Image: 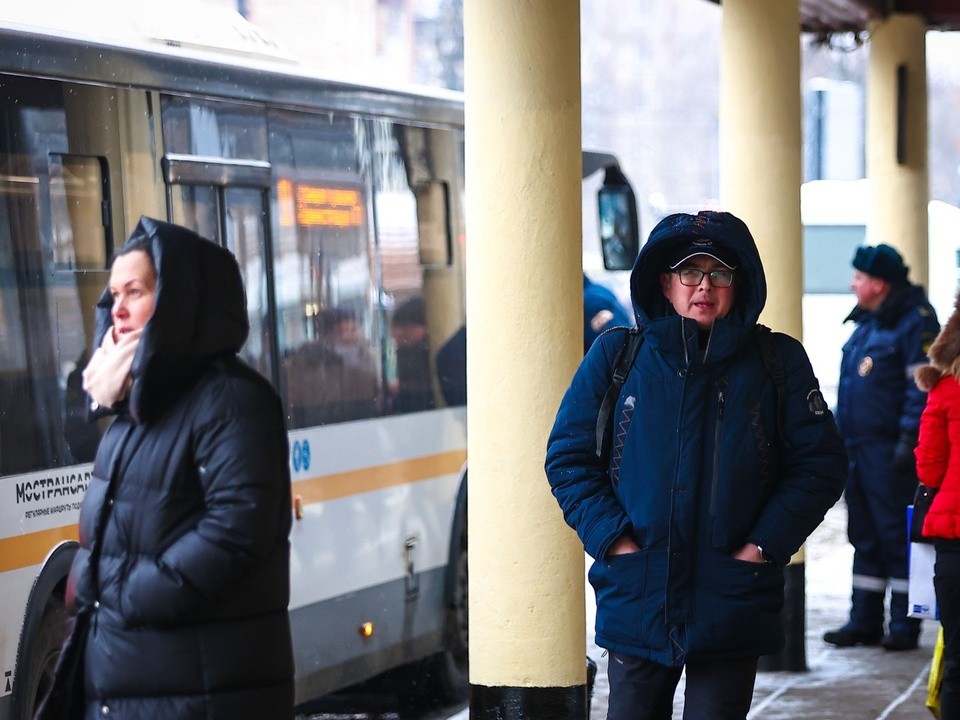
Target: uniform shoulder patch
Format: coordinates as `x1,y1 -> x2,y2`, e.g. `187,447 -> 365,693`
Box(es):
807,389 -> 827,416
590,309 -> 615,332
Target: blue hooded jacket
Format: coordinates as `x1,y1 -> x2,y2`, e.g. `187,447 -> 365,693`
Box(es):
545,211 -> 846,664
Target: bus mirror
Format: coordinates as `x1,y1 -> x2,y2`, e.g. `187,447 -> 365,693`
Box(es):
597,166 -> 639,271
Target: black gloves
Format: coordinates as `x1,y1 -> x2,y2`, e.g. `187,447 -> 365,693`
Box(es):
893,432 -> 918,476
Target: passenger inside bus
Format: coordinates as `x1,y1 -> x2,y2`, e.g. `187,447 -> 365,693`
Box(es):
388,295 -> 436,414
63,349 -> 101,462
284,307 -> 381,426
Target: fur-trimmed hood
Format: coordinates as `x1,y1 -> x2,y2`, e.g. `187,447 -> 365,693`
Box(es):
916,291 -> 960,392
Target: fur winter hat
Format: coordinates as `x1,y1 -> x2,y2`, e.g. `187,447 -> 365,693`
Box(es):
852,244 -> 909,284
915,289 -> 960,392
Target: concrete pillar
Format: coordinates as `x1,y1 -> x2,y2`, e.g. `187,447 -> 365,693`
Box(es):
719,0 -> 808,672
719,0 -> 803,339
464,1 -> 587,718
866,14 -> 929,287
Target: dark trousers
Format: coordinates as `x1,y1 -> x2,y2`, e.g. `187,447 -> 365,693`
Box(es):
606,651 -> 758,720
936,547 -> 960,720
845,442 -> 919,637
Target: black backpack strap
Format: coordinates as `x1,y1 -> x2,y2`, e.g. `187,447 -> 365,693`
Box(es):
755,324 -> 791,450
596,328 -> 643,463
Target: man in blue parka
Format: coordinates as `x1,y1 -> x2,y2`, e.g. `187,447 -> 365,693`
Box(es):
545,211 -> 846,719
826,244 -> 940,652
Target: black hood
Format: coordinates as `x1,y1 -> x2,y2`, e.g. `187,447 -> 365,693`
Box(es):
94,217 -> 249,423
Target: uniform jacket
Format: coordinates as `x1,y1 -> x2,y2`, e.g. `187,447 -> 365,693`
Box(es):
837,283 -> 940,445
545,212 -> 846,665
66,218 -> 294,719
914,293 -> 960,540
583,273 -> 633,353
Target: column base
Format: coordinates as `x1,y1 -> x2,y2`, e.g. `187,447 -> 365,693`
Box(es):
470,683 -> 589,720
759,561 -> 807,672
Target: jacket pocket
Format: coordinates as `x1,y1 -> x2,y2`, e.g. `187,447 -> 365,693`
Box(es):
688,553 -> 785,657
588,547 -> 662,647
710,554 -> 783,614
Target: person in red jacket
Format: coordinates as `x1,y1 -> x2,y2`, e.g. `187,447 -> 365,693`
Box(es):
914,290 -> 960,720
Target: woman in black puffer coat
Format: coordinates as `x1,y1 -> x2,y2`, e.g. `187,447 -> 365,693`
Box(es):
42,217 -> 294,720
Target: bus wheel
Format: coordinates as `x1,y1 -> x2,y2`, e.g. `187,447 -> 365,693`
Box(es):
11,596 -> 68,720
431,531 -> 468,703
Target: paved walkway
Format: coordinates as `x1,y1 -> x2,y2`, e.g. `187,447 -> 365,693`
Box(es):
586,498 -> 938,720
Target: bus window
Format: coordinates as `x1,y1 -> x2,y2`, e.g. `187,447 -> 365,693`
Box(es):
48,154 -> 111,462
373,120 -> 437,415
161,95 -> 268,161
171,184 -> 221,245
166,178 -> 275,382
269,110 -> 382,428
414,181 -> 451,267
161,96 -> 277,383
224,187 -> 273,379
396,125 -> 452,267
0,77 -> 109,473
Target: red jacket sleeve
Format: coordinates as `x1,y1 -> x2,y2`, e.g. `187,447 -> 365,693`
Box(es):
916,377 -> 954,489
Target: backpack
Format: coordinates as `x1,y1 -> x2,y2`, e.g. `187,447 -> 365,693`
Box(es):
595,324 -> 789,465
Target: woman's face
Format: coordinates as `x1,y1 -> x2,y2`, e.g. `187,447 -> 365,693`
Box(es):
109,250 -> 157,339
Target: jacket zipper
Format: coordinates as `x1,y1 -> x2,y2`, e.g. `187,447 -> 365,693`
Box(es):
610,396 -> 636,487
709,379 -> 727,519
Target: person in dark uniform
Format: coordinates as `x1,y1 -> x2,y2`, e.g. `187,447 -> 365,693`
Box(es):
436,325 -> 467,407
583,272 -> 633,353
825,243 -> 941,652
389,296 -> 436,413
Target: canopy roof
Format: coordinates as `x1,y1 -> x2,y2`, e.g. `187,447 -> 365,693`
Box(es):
709,1 -> 960,32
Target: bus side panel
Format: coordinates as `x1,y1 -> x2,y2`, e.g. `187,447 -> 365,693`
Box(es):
286,410 -> 465,700
290,567 -> 447,704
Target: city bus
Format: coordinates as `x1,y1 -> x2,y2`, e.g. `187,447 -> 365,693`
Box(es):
0,7 -> 636,719
0,9 -> 472,719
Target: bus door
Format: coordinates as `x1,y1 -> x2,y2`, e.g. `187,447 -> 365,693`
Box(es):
161,155 -> 279,387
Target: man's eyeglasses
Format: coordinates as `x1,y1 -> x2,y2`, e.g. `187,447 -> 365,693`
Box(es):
673,268 -> 735,288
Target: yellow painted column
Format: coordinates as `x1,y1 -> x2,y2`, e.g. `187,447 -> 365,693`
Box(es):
719,0 -> 802,339
720,0 -> 809,672
866,14 -> 929,287
464,0 -> 587,717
